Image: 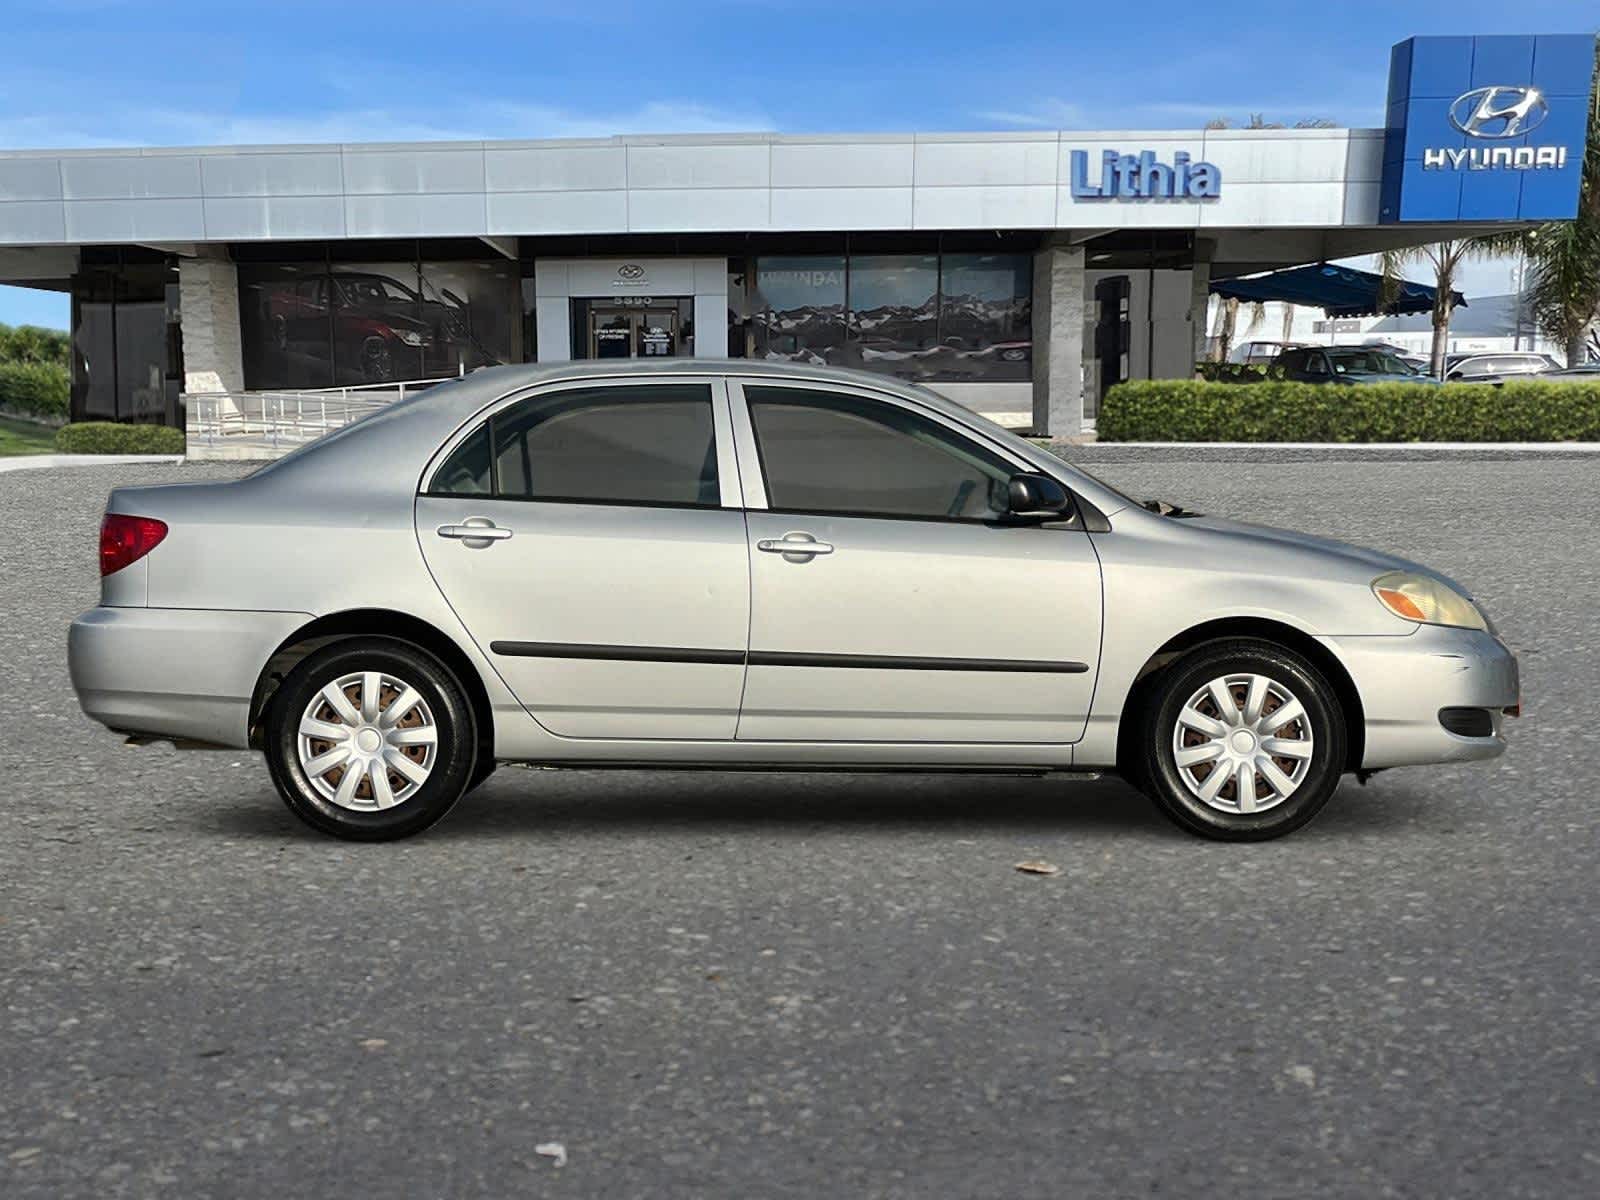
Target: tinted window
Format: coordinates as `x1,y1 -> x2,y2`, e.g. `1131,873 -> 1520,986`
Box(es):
1327,349 -> 1410,374
937,254 -> 1031,381
1492,355 -> 1540,374
238,256 -> 519,391
487,383 -> 717,506
848,253 -> 938,374
753,256 -> 846,365
747,386 -> 1013,521
750,252 -> 1031,383
432,424 -> 492,495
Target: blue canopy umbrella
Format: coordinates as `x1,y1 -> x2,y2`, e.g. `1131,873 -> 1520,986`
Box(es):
1210,263 -> 1466,318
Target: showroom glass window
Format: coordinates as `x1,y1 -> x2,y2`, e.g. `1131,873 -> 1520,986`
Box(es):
238,246 -> 519,391
846,254 -> 938,378
431,383 -> 719,507
746,385 -> 1012,521
937,254 -> 1031,382
70,257 -> 182,425
750,251 -> 1030,383
752,256 -> 846,366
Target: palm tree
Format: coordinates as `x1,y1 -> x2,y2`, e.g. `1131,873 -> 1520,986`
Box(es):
1209,296 -> 1239,362
1498,40 -> 1600,366
1378,240 -> 1502,378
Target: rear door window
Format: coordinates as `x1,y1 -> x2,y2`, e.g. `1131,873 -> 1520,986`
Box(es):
430,383 -> 719,507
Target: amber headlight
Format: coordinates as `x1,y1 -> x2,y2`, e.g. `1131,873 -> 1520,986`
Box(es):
1372,571 -> 1487,631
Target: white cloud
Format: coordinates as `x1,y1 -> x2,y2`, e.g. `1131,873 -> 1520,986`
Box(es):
970,98 -> 1090,129
0,97 -> 774,150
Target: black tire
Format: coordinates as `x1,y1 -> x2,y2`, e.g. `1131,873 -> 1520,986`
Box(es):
1139,638 -> 1346,841
265,637 -> 478,841
466,759 -> 497,792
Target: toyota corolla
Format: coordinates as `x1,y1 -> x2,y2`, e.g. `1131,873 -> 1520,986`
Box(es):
68,361 -> 1520,841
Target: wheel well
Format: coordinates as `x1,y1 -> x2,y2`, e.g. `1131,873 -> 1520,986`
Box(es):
1115,617 -> 1366,776
248,609 -> 494,758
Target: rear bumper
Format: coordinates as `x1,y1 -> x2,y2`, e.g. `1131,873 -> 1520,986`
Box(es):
1322,626 -> 1520,769
68,607 -> 311,749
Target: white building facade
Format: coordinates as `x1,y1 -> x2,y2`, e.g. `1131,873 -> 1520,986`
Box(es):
0,35 -> 1592,435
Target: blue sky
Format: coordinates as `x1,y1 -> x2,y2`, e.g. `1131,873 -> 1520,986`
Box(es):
2,0 -> 1597,328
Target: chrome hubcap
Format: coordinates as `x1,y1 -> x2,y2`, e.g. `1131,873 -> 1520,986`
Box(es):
1172,673 -> 1315,815
297,671 -> 437,811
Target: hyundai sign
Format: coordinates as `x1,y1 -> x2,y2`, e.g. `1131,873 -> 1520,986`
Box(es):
1380,35 -> 1596,223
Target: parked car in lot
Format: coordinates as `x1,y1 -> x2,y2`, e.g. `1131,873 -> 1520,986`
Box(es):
1444,352 -> 1561,383
1273,346 -> 1429,383
1228,339 -> 1304,366
69,362 -> 1520,842
1351,340 -> 1430,372
1535,363 -> 1600,380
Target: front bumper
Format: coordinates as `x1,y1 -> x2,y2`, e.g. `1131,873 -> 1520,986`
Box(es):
1321,625 -> 1520,769
68,607 -> 311,749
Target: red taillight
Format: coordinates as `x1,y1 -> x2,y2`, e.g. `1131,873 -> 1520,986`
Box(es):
100,514 -> 168,577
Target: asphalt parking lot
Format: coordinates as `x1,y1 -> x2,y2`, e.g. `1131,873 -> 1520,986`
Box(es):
3,455 -> 1596,1198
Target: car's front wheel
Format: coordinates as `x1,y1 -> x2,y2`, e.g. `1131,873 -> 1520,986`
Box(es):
1139,639 -> 1347,841
265,638 -> 478,840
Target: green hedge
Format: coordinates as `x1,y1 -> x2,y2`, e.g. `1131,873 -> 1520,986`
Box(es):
1099,379 -> 1600,442
0,361 -> 70,421
55,422 -> 186,455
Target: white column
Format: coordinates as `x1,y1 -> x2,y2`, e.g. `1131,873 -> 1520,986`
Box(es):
178,257 -> 243,393
1031,241 -> 1085,437
692,257 -> 728,357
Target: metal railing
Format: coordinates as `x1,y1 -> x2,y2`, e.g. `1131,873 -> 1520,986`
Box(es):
184,378 -> 446,458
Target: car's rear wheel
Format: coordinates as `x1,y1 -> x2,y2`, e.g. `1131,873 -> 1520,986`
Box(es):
1139,639 -> 1346,841
265,638 -> 477,840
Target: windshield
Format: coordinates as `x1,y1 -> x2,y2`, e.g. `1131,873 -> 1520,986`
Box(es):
335,275 -> 419,307
1327,349 -> 1414,375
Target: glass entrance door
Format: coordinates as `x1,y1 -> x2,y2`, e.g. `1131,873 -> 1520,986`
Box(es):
587,306 -> 679,358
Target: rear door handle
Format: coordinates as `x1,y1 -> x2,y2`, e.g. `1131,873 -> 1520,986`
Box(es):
437,519 -> 513,544
757,533 -> 834,560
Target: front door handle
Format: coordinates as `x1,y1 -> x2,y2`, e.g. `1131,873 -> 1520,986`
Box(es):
757,533 -> 834,561
437,518 -> 513,546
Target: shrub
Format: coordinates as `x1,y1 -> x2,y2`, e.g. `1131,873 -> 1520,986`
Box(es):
0,361 -> 70,421
55,422 -> 186,455
1098,379 -> 1600,442
0,322 -> 70,368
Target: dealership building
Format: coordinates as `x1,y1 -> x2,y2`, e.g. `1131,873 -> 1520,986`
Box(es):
0,34 -> 1592,438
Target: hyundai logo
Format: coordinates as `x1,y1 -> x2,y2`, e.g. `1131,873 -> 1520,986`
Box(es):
616,263 -> 646,280
1448,86 -> 1549,139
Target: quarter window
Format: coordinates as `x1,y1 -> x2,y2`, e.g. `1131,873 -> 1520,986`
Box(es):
746,386 -> 1014,521
432,383 -> 719,506
432,423 -> 492,494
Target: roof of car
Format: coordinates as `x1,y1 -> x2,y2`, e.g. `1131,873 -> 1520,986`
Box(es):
242,359 -> 1133,517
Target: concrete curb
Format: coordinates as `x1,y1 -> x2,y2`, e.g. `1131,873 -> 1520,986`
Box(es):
0,454 -> 186,474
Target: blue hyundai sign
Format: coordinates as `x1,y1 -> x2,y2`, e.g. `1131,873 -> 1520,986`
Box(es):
1380,35 -> 1596,223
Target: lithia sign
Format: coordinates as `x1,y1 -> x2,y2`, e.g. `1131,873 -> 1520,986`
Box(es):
1068,149 -> 1222,200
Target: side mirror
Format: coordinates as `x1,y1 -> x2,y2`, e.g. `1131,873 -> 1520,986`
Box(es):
1006,472 -> 1071,518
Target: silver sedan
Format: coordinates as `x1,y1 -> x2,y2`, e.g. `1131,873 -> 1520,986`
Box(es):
68,361 -> 1520,840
